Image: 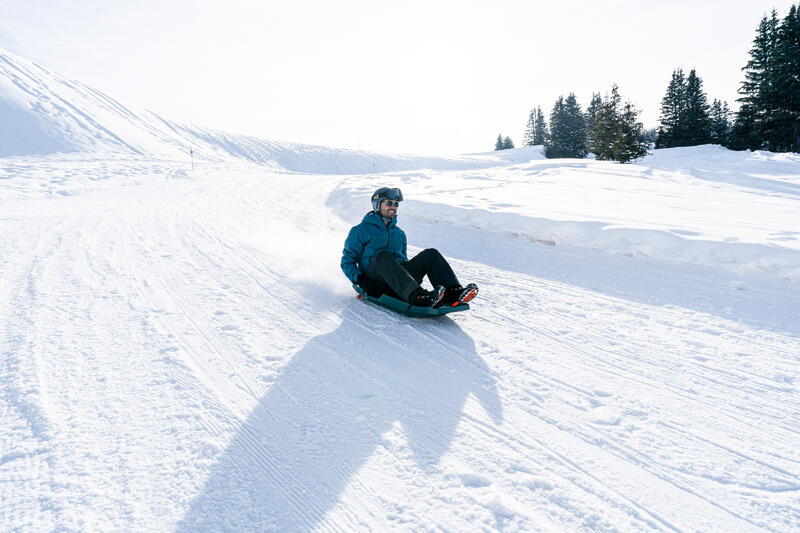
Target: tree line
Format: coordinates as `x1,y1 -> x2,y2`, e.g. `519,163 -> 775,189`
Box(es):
733,5 -> 800,151
495,4 -> 800,160
511,85 -> 649,163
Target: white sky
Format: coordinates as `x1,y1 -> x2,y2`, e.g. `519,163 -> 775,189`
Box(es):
1,1 -> 796,155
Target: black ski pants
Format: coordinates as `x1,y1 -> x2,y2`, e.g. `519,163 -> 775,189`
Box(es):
366,248 -> 459,302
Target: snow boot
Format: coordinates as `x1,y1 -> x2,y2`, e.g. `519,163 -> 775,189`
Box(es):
457,283 -> 478,304
410,285 -> 446,308
443,283 -> 479,307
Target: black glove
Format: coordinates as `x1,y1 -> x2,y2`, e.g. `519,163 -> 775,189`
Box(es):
357,274 -> 382,297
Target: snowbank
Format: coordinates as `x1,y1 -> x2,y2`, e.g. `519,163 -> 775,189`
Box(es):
328,146 -> 800,283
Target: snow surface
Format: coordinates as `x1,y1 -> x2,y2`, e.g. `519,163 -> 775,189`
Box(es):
2,48 -> 800,532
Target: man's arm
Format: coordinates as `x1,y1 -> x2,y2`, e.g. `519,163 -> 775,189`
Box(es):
341,226 -> 365,283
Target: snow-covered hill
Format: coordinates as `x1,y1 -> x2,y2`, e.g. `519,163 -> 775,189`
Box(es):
2,49 -> 799,532
0,48 -> 534,173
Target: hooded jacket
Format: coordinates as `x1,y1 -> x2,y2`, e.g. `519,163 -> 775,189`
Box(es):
341,211 -> 407,283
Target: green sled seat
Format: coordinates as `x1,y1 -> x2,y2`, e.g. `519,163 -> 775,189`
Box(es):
353,284 -> 470,317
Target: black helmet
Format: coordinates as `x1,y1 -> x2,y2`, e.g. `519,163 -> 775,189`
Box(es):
371,187 -> 403,212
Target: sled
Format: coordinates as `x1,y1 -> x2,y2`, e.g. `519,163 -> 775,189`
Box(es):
353,284 -> 470,317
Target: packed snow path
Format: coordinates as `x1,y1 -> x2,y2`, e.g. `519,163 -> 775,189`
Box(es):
1,158 -> 799,532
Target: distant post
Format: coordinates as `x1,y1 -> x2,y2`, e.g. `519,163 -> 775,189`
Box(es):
190,148 -> 195,172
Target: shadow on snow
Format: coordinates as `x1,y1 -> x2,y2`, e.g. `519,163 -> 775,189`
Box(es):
176,313 -> 502,531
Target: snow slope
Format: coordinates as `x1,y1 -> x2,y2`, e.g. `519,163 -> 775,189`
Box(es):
0,48 -> 532,173
2,50 -> 800,532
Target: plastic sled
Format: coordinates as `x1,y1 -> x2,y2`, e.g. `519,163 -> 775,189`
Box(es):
353,284 -> 470,317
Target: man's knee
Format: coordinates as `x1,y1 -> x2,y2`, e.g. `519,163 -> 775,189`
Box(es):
421,248 -> 442,259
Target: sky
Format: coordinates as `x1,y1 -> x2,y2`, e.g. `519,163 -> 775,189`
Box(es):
0,1 -> 796,155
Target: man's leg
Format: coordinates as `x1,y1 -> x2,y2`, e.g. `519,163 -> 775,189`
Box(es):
402,248 -> 459,288
404,248 -> 478,306
366,251 -> 422,302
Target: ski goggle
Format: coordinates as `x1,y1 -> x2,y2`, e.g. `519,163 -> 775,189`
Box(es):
385,188 -> 402,200
373,188 -> 403,201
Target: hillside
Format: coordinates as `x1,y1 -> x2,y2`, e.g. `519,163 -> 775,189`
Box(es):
0,48 -> 532,173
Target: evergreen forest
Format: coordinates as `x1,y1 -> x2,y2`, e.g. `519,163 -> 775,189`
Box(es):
499,4 -> 800,162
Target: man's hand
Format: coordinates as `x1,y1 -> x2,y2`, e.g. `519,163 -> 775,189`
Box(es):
357,274 -> 382,297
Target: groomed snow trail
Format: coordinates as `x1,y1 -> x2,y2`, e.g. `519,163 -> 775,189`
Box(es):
1,158 -> 799,532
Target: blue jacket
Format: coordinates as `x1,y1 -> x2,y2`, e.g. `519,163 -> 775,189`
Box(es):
341,212 -> 407,283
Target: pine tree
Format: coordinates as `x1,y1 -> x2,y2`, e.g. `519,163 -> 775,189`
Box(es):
533,106 -> 548,145
585,93 -> 602,136
615,102 -> 650,163
760,10 -> 782,151
523,110 -> 536,146
656,69 -> 687,148
655,68 -> 713,148
734,5 -> 800,152
775,4 -> 800,151
683,69 -> 712,145
730,104 -> 760,150
587,85 -> 649,163
545,97 -> 568,158
736,11 -> 780,150
495,133 -> 504,151
588,86 -> 621,160
545,94 -> 586,158
564,94 -> 587,158
503,136 -> 515,149
710,99 -> 733,147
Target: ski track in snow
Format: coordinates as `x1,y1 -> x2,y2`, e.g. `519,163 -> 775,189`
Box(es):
1,155 -> 799,533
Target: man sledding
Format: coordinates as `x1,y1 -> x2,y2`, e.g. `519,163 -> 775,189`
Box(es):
341,187 -> 478,309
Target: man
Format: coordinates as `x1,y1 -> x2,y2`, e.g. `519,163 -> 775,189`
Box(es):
341,187 -> 478,308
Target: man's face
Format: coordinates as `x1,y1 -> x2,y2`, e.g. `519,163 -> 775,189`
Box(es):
379,199 -> 399,219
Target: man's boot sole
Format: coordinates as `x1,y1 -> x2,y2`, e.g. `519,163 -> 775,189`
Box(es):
457,286 -> 478,305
